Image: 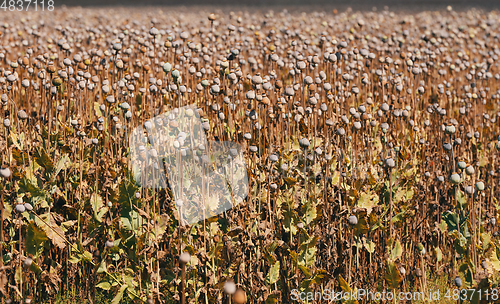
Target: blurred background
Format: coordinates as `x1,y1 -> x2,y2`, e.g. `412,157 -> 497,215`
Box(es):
57,0 -> 499,10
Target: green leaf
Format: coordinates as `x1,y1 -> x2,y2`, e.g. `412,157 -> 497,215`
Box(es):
68,253 -> 82,264
385,261 -> 401,289
390,239 -> 403,261
97,259 -> 107,274
435,247 -> 443,262
265,261 -> 280,285
96,280 -> 112,291
25,221 -> 48,257
311,269 -> 329,285
29,261 -> 43,275
111,284 -> 127,304
34,148 -> 55,173
391,210 -> 406,223
82,250 -> 93,262
302,201 -> 317,225
91,193 -> 107,222
94,101 -> 103,117
118,179 -> 139,215
438,220 -> 448,233
456,190 -> 468,209
298,265 -> 311,277
364,239 -> 375,253
53,154 -> 69,180
481,232 -> 491,250
121,210 -> 143,231
442,211 -> 458,231
19,177 -> 44,197
14,266 -> 22,285
490,245 -> 500,271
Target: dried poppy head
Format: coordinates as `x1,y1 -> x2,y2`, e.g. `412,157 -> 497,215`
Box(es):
179,252 -> 191,264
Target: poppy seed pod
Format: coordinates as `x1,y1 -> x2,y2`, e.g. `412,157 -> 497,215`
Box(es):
268,154 -> 278,162
233,289 -> 247,304
444,125 -> 455,134
106,95 -> 115,103
179,252 -> 191,264
119,102 -> 130,110
465,186 -> 474,195
450,173 -> 461,184
457,161 -> 466,170
285,87 -> 294,96
348,215 -> 358,225
15,204 -> 26,213
442,143 -> 452,151
0,167 -> 11,178
224,281 -> 237,295
163,62 -> 172,73
24,257 -> 33,267
299,138 -> 310,148
149,27 -> 159,36
24,203 -> 33,211
476,181 -> 485,191
385,158 -> 395,168
171,70 -> 180,78
465,166 -> 475,175
17,110 -> 28,120
454,277 -> 462,288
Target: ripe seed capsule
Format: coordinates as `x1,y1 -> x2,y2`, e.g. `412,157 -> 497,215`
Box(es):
348,215 -> 358,225
450,173 -> 461,184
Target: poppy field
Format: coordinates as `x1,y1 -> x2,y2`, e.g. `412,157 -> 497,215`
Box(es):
0,5 -> 499,304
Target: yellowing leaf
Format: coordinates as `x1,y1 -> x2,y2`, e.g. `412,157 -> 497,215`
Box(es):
266,261 -> 280,285
390,239 -> 403,261
490,246 -> 500,271
91,193 -> 107,222
357,192 -> 379,215
111,284 -> 127,304
34,148 -> 55,173
35,214 -> 66,249
385,261 -> 401,289
96,280 -> 112,290
436,247 -> 443,262
363,238 -> 375,253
